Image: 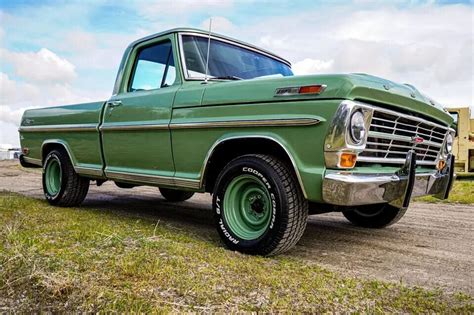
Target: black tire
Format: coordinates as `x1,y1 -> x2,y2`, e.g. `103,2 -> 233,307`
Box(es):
42,149 -> 90,207
342,203 -> 407,228
213,154 -> 308,256
159,188 -> 194,202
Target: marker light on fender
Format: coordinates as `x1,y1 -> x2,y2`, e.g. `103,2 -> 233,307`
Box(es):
298,85 -> 325,94
275,84 -> 327,96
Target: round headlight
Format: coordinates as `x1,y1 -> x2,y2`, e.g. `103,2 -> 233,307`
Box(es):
349,110 -> 366,144
445,133 -> 453,153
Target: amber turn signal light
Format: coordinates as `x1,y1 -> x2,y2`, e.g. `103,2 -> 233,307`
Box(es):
298,85 -> 326,94
339,152 -> 357,168
437,160 -> 446,170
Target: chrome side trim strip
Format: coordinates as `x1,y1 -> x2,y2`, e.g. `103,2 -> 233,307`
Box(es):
99,124 -> 169,131
99,118 -> 319,131
198,135 -> 308,198
19,124 -> 97,132
21,119 -> 319,133
106,170 -> 174,186
170,118 -> 320,130
106,170 -> 200,189
75,167 -> 104,177
23,157 -> 42,166
174,178 -> 201,189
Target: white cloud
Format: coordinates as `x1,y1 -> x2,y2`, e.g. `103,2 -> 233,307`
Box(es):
0,72 -> 41,107
200,16 -> 236,33
0,105 -> 27,126
2,48 -> 77,84
63,30 -> 98,53
0,122 -> 21,149
138,0 -> 234,17
293,58 -> 334,75
56,28 -> 156,73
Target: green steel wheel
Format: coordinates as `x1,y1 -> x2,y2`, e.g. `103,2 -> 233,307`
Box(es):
213,154 -> 308,256
223,175 -> 272,240
42,149 -> 90,207
44,158 -> 62,197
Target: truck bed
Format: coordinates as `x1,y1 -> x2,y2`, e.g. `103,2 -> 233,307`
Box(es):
19,101 -> 106,175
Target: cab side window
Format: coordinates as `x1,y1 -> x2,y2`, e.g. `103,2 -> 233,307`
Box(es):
129,40 -> 175,92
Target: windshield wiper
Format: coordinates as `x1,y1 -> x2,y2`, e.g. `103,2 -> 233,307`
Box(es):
209,75 -> 243,81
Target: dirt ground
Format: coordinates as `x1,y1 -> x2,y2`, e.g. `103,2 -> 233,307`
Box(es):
0,160 -> 472,294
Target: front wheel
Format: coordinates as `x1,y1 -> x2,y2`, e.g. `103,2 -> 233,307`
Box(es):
342,203 -> 407,228
213,154 -> 308,256
42,149 -> 90,207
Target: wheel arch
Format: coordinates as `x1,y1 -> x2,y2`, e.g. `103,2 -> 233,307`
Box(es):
201,135 -> 307,198
41,140 -> 76,166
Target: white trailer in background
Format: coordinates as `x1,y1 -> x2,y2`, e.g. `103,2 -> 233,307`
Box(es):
0,148 -> 21,160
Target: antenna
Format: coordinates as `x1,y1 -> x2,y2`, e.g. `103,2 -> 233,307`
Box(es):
204,17 -> 212,84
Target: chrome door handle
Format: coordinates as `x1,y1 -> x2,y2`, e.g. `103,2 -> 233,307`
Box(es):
107,100 -> 122,108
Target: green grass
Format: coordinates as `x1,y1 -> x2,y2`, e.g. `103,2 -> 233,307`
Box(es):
0,192 -> 472,312
415,180 -> 474,204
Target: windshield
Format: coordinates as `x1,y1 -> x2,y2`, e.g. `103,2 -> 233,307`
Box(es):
181,35 -> 293,80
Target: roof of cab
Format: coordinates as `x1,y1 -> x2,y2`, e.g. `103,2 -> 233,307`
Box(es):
128,27 -> 291,66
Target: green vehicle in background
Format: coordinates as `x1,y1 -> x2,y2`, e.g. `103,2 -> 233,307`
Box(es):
19,28 -> 456,255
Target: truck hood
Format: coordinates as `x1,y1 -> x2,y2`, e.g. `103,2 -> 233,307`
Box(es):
201,73 -> 453,126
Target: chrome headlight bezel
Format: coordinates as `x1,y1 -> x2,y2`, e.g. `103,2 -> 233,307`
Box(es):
445,133 -> 454,154
438,129 -> 455,162
349,110 -> 367,145
324,100 -> 373,169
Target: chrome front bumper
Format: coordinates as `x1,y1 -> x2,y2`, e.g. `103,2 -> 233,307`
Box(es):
322,152 -> 455,209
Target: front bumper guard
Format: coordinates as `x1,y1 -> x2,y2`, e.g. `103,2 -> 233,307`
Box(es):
322,152 -> 455,209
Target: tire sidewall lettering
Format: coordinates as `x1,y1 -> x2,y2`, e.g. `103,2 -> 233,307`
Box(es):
215,196 -> 221,214
218,218 -> 239,244
242,167 -> 272,189
269,192 -> 276,229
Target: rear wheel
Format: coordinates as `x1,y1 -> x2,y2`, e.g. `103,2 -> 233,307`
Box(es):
342,203 -> 407,228
213,154 -> 308,255
42,149 -> 89,207
159,188 -> 194,202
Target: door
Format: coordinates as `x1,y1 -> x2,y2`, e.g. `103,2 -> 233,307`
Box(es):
101,36 -> 179,183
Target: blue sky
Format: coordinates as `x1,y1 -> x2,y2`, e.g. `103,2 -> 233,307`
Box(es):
0,0 -> 473,146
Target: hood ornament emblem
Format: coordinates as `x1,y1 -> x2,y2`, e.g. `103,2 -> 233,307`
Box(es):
411,135 -> 424,145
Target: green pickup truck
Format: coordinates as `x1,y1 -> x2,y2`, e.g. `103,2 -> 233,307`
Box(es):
19,28 -> 455,255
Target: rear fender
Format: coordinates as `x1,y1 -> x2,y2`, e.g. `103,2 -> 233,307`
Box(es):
41,140 -> 77,166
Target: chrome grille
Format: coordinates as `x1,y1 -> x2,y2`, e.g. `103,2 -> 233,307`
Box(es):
358,107 -> 449,166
